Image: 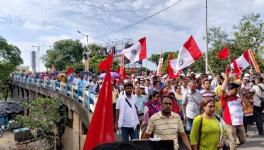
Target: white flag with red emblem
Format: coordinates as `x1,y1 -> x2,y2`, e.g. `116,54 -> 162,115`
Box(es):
122,37 -> 147,64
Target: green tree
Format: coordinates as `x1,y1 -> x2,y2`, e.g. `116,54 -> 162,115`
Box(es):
233,13 -> 264,71
0,36 -> 23,99
191,13 -> 264,74
15,98 -> 67,149
43,39 -> 85,71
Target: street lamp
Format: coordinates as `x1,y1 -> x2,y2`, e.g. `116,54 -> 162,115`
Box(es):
77,30 -> 90,71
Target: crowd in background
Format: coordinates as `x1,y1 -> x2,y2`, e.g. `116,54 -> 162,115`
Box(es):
13,68 -> 264,150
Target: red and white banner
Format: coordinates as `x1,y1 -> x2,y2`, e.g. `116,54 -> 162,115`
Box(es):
235,49 -> 250,70
174,35 -> 202,72
122,37 -> 147,64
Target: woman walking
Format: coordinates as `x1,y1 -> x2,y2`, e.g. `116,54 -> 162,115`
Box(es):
190,97 -> 225,150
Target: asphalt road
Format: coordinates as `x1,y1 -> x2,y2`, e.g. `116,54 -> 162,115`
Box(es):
238,125 -> 264,150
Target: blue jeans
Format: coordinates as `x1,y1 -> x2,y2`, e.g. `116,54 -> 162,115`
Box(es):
186,118 -> 194,133
121,127 -> 139,142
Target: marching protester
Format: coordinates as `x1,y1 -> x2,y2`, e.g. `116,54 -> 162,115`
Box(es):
201,79 -> 221,115
141,91 -> 161,136
168,92 -> 181,115
182,80 -> 202,134
144,78 -> 153,96
250,76 -> 264,135
142,95 -> 192,150
220,74 -> 246,150
134,85 -> 148,135
190,97 -> 225,150
241,89 -> 254,135
115,82 -> 140,142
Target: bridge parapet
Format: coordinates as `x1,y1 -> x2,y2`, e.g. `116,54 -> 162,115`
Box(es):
9,75 -> 99,127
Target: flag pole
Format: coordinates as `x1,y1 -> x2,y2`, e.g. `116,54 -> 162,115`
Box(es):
226,44 -> 232,72
145,56 -> 148,76
205,0 -> 209,74
202,56 -> 216,78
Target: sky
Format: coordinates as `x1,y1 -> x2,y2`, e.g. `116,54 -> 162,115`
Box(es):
0,0 -> 264,71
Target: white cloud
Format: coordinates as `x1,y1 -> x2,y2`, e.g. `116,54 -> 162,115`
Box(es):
38,35 -> 72,45
1,0 -> 264,71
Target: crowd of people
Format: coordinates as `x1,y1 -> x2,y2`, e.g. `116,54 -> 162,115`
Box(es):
14,68 -> 264,150
112,68 -> 264,150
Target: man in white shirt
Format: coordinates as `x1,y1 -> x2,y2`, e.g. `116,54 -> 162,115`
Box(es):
72,74 -> 80,86
181,78 -> 189,96
115,82 -> 139,142
250,76 -> 264,135
182,80 -> 202,134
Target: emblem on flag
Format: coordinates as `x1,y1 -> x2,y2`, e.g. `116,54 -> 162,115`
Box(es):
131,49 -> 138,55
179,59 -> 184,66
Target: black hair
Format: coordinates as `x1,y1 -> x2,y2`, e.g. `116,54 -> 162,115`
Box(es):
149,90 -> 159,100
256,76 -> 264,83
202,79 -> 210,84
228,83 -> 240,90
124,82 -> 133,88
160,95 -> 174,103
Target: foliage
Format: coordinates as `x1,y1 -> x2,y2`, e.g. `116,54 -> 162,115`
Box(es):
15,98 -> 67,148
0,36 -> 23,99
89,55 -> 119,74
148,51 -> 179,73
42,40 -> 118,74
42,39 -> 85,71
148,13 -> 264,75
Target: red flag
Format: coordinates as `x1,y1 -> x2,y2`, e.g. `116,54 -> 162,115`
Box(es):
83,55 -> 114,150
130,67 -> 135,74
98,53 -> 114,72
115,66 -> 121,74
167,53 -> 175,79
225,64 -> 231,76
139,37 -> 147,60
232,59 -> 242,78
217,47 -> 229,60
115,66 -> 127,80
67,66 -> 74,75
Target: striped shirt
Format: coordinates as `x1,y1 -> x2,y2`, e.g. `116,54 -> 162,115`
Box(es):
145,112 -> 184,150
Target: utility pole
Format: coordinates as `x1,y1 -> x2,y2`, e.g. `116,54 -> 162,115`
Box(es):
77,31 -> 90,71
205,0 -> 209,74
32,44 -> 52,72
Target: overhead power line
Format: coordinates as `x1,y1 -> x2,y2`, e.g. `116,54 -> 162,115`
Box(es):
95,0 -> 185,39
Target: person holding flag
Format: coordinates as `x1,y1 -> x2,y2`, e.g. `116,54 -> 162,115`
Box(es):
83,54 -> 115,150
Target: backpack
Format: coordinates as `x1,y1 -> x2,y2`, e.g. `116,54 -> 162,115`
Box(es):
256,85 -> 264,108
